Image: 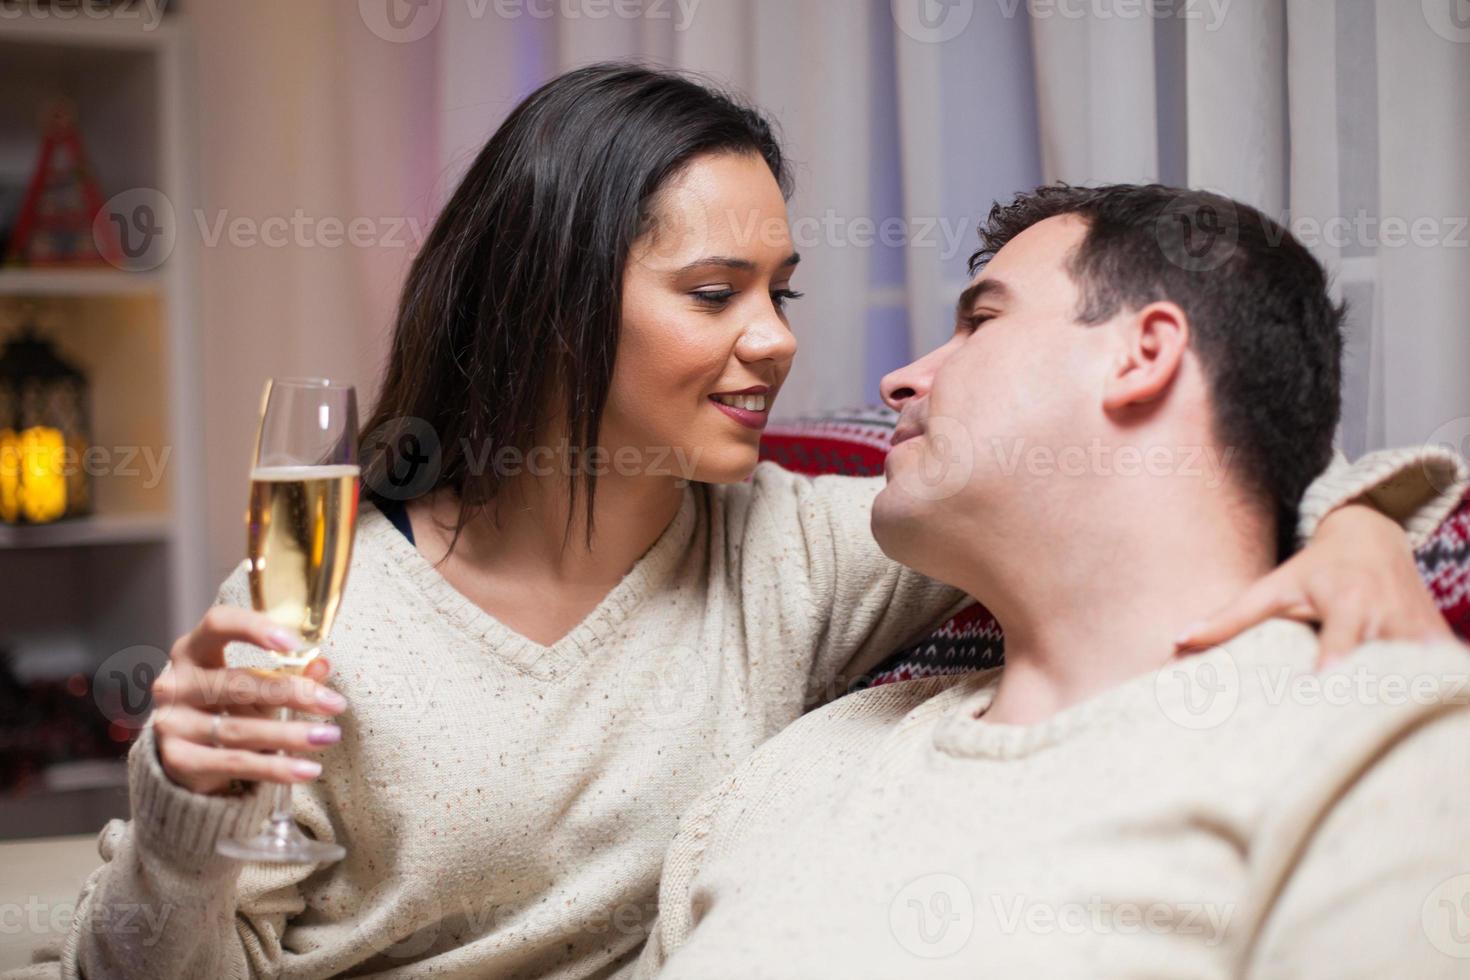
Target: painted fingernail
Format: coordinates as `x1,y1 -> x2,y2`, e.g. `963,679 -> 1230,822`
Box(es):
315,688 -> 348,712
307,725 -> 341,746
266,628 -> 302,652
1174,623 -> 1206,647
291,759 -> 322,779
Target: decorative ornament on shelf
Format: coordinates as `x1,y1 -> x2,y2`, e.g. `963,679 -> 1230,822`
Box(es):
0,307 -> 92,524
4,99 -> 122,268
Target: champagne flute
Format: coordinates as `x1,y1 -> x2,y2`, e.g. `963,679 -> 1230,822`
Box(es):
216,377 -> 359,865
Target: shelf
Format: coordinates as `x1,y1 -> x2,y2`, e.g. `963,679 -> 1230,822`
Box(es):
0,267 -> 165,297
0,512 -> 171,549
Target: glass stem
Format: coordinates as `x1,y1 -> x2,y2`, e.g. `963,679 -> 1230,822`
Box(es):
267,704 -> 294,836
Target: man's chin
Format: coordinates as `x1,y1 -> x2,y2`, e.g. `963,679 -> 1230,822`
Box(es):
872,485 -> 925,568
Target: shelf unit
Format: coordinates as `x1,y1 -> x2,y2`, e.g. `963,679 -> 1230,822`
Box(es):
0,6 -> 202,840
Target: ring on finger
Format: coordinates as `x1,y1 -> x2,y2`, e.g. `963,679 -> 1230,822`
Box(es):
208,712 -> 226,748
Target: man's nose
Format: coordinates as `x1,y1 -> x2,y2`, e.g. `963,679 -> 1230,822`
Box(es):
880,351 -> 936,412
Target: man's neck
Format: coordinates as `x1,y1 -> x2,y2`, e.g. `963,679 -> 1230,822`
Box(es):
959,479 -> 1276,726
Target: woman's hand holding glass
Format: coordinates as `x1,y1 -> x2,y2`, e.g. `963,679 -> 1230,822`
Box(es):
151,608 -> 347,797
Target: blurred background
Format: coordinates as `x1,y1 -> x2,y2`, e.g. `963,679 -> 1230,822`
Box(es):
0,0 -> 1466,939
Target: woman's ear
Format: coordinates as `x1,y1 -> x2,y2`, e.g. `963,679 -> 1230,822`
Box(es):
1101,301 -> 1190,411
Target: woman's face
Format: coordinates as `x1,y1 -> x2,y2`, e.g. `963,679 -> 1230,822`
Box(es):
606,152 -> 799,485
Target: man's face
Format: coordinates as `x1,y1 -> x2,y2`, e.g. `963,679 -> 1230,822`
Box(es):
873,214 -> 1112,578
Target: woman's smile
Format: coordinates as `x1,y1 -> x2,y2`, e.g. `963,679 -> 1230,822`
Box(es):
710,385 -> 773,429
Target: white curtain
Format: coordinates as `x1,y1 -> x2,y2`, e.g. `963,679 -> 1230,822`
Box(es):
1030,0 -> 1470,458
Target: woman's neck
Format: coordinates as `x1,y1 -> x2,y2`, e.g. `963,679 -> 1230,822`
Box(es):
414,465 -> 687,588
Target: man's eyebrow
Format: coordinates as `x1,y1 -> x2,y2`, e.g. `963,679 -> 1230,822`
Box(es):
956,277 -> 1009,316
674,253 -> 801,275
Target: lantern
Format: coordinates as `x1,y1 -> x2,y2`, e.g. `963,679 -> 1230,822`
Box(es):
0,319 -> 92,524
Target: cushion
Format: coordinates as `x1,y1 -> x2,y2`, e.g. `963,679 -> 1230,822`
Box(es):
759,408 -> 1470,688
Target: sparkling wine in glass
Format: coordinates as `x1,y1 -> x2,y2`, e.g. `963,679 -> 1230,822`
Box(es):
216,377 -> 358,865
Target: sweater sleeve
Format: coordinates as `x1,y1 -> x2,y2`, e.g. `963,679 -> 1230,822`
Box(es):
1296,445 -> 1468,549
734,464 -> 968,710
1243,694 -> 1470,978
43,566 -> 334,980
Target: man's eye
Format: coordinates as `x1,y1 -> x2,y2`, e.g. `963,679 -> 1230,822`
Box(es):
771,289 -> 804,312
961,313 -> 994,333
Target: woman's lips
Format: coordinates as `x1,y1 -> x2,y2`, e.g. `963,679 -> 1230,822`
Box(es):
709,396 -> 769,430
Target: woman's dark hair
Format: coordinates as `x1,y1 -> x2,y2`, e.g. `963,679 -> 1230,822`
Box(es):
360,62 -> 791,554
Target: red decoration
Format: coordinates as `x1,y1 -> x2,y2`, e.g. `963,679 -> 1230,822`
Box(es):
5,101 -> 121,268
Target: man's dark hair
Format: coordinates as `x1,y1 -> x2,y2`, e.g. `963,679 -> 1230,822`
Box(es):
971,183 -> 1345,561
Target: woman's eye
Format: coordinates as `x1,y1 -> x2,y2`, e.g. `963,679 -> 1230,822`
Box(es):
771,289 -> 804,312
692,289 -> 736,307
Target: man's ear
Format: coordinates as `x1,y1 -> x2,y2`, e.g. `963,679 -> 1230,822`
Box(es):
1101,301 -> 1190,411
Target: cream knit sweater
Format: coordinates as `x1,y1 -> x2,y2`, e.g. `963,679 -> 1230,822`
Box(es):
7,448 -> 1464,979
637,625 -> 1470,979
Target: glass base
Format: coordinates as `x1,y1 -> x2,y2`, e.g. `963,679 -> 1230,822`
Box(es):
217,820 -> 345,865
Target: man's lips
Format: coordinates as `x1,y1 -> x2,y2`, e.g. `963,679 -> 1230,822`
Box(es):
890,424 -> 923,448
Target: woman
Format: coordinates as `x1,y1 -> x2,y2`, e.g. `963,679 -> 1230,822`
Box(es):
26,64 -> 1460,980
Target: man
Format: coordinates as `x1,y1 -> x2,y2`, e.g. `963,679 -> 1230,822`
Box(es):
635,185 -> 1470,978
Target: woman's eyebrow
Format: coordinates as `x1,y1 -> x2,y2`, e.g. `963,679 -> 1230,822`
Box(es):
674,252 -> 802,275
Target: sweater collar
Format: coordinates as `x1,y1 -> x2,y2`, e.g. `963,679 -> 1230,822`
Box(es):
357,487 -> 700,680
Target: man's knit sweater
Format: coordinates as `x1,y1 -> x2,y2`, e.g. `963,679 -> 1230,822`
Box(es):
8,448 -> 1464,979
637,625 -> 1470,979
